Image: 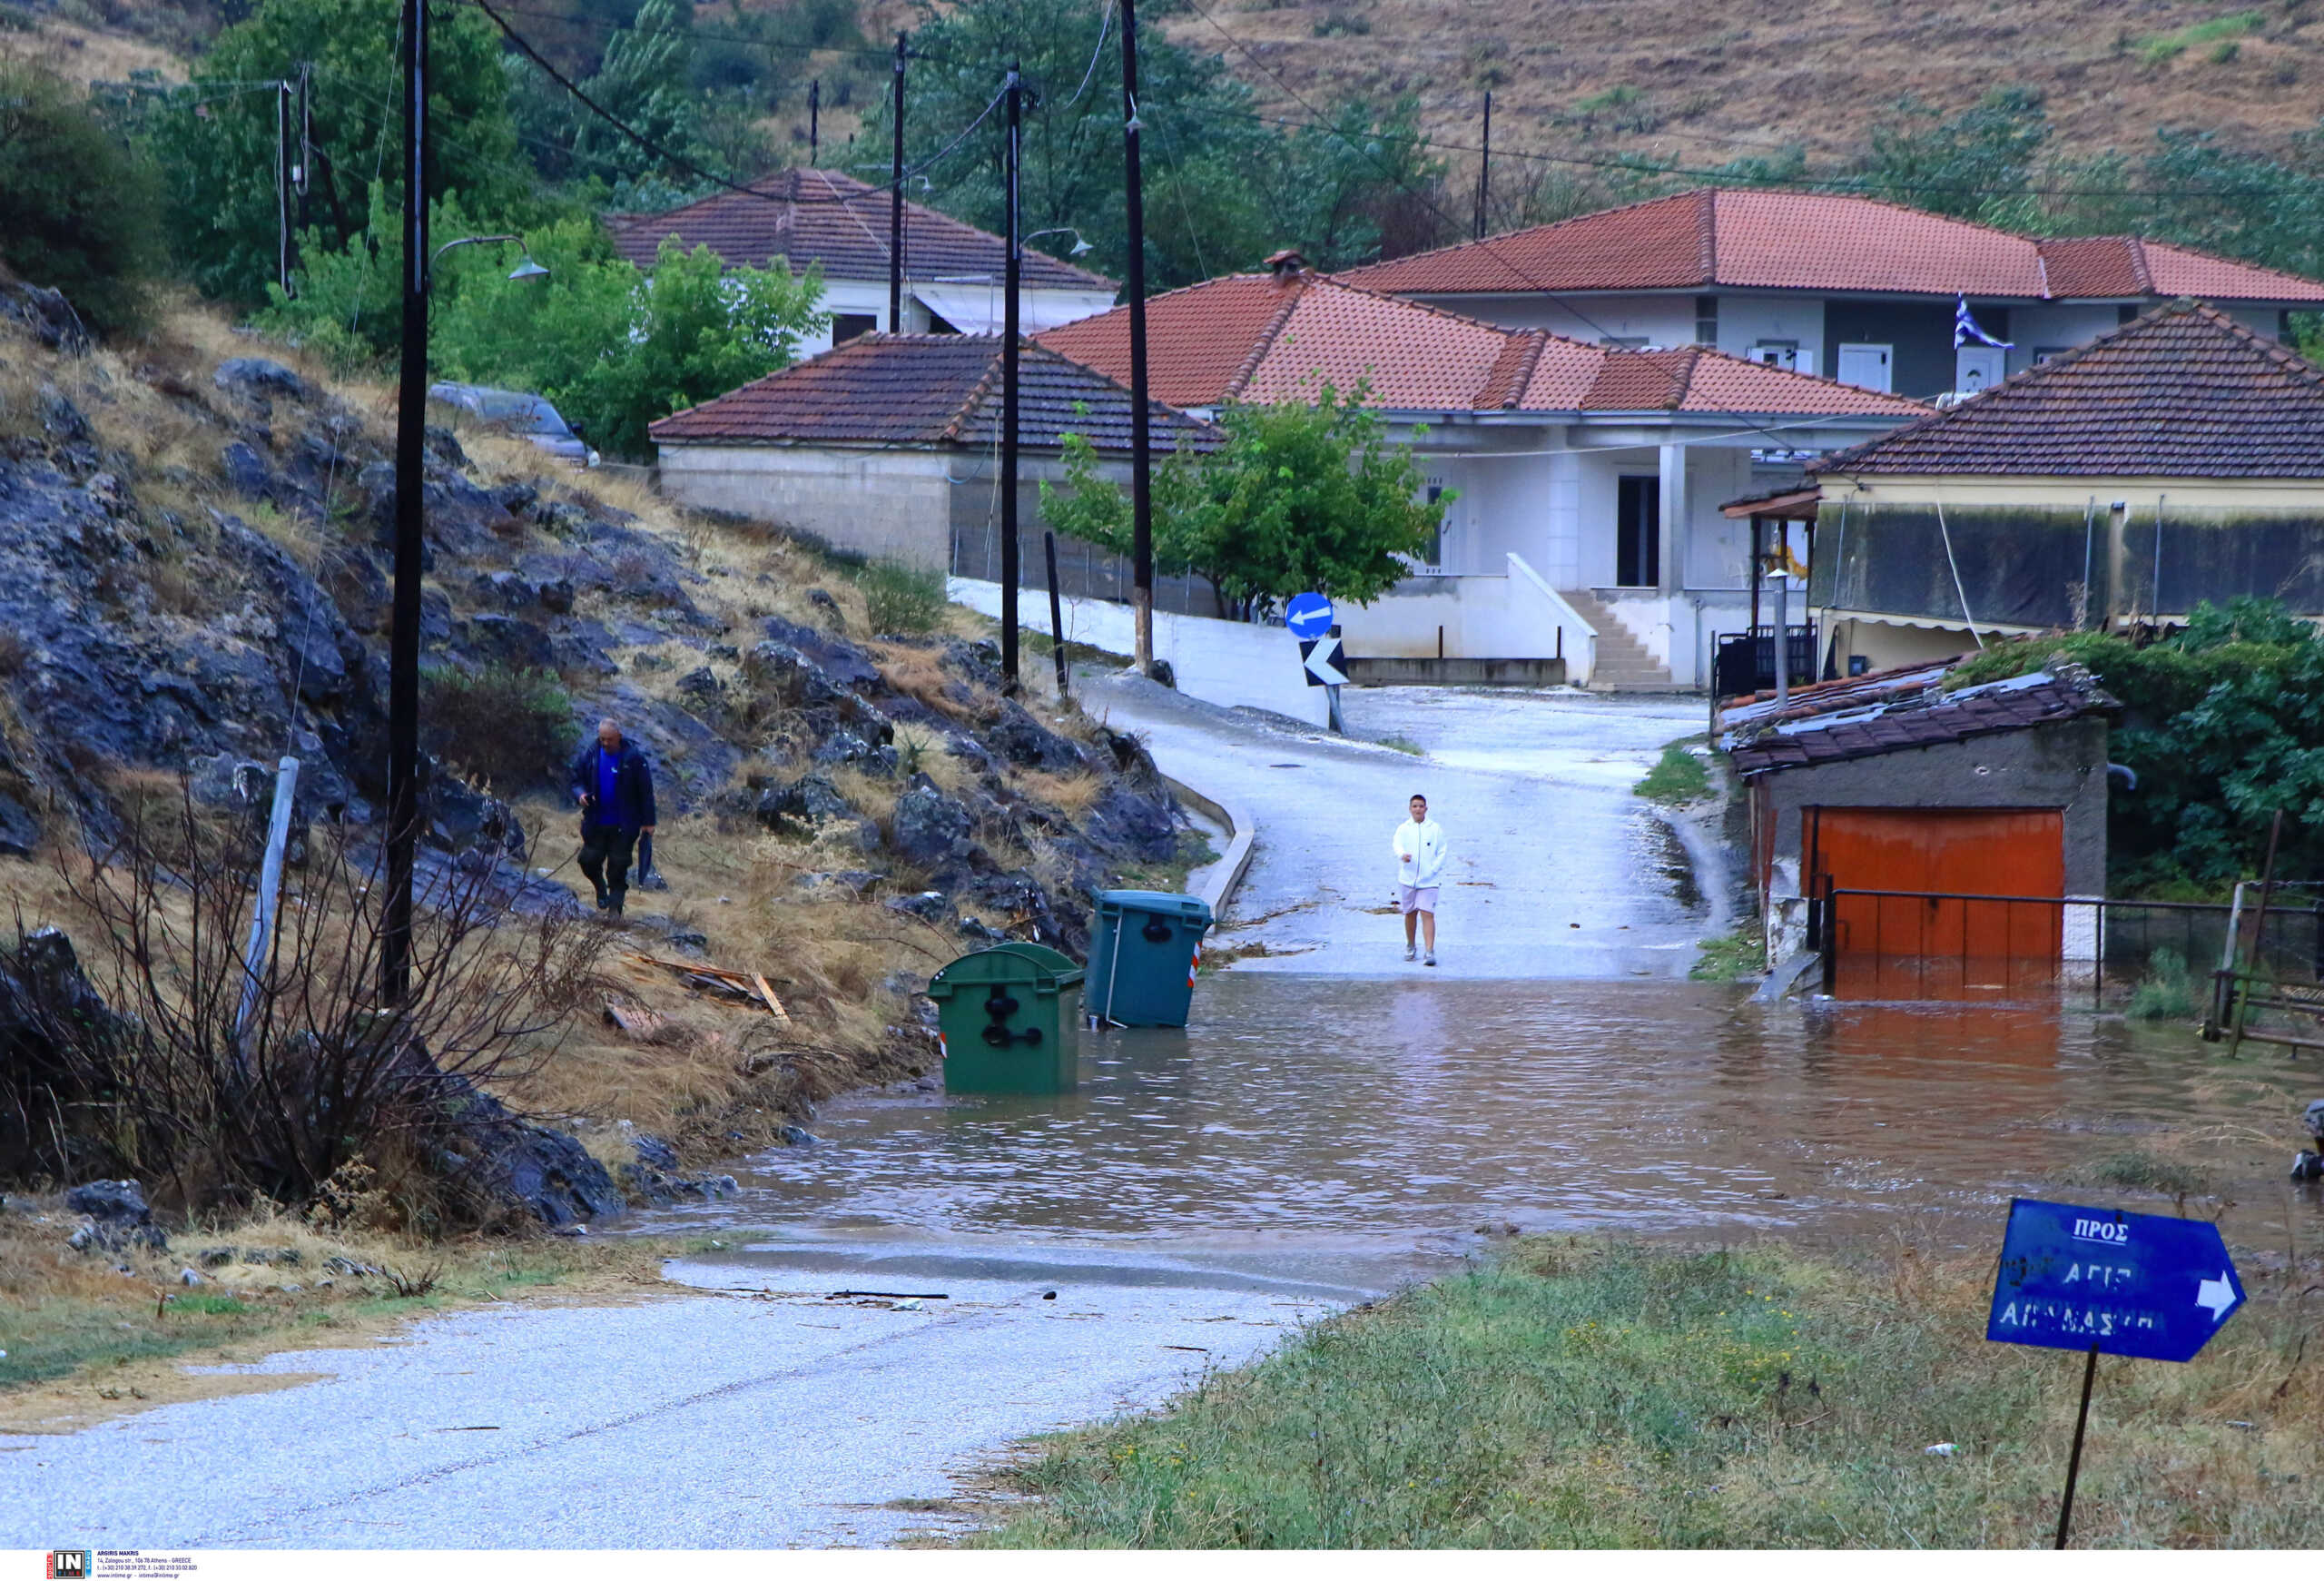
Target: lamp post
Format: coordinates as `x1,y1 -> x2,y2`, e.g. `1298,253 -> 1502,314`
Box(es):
382,2 -> 548,1007
1023,226 -> 1095,256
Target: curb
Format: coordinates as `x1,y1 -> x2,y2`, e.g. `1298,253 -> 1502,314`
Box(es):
1162,774 -> 1256,918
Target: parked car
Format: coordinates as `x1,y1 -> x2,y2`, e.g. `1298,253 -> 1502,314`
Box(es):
427,381 -> 598,466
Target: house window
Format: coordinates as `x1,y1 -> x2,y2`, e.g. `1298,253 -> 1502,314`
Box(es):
1836,342 -> 1893,393
1421,477 -> 1448,567
832,312 -> 878,345
1751,340 -> 1799,371
1617,475 -> 1660,588
1695,295 -> 1718,346
2119,304 -> 2141,325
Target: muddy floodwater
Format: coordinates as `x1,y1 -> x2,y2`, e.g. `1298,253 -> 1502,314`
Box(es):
646,976 -> 2321,1280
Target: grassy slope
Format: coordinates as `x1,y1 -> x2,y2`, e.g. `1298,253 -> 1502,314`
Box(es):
1164,0 -> 2322,196
989,1238 -> 2322,1548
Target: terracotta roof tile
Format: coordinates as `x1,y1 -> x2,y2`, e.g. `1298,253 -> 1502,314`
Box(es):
647,333 -> 1214,455
1041,268 -> 1932,420
1724,668 -> 2114,776
1810,300 -> 2324,478
1338,188 -> 2324,303
609,168 -> 1115,292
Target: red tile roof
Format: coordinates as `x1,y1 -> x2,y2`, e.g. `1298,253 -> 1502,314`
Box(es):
609,168 -> 1115,293
1810,300 -> 2324,479
648,333 -> 1214,455
1037,268 -> 1928,419
1337,188 -> 2324,303
1720,663 -> 2115,776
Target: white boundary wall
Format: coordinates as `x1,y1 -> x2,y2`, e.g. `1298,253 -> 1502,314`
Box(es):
1334,554 -> 1598,684
949,577 -> 1330,728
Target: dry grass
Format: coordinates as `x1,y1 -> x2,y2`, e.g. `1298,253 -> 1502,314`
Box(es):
1019,767 -> 1104,815
0,15 -> 187,88
871,640 -> 995,725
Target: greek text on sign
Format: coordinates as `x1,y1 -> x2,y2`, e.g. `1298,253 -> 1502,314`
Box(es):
1985,1198 -> 2244,1364
1299,636 -> 1348,688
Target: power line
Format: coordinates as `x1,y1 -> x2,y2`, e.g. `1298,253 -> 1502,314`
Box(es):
468,0 -> 1006,205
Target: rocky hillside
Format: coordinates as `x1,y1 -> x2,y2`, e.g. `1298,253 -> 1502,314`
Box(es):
0,280 -> 1190,1218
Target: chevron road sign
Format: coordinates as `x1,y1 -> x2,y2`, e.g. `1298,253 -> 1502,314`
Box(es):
1299,635 -> 1348,688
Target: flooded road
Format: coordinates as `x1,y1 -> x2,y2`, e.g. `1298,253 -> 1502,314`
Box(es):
655,975 -> 2319,1275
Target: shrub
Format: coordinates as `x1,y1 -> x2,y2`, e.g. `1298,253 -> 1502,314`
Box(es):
2125,945 -> 2201,1021
422,663 -> 573,793
1634,744 -> 1713,805
0,62 -> 163,334
854,559 -> 948,635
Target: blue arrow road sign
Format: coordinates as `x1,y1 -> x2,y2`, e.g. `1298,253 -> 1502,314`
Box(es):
1285,592 -> 1335,642
1987,1198 -> 2244,1363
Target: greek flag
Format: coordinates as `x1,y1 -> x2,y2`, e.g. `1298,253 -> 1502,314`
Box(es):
1955,295 -> 2013,349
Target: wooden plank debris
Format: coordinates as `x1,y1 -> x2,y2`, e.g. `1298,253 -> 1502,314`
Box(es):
627,953 -> 794,1020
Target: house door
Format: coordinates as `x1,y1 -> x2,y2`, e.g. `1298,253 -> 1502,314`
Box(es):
1616,475 -> 1659,587
1812,806 -> 2064,963
1955,345 -> 2005,393
1835,343 -> 1893,392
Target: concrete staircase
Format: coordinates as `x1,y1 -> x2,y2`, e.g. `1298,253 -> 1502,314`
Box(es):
1558,588 -> 1683,692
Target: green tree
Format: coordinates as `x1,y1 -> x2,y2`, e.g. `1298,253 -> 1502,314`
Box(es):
1041,386 -> 1444,618
147,0 -> 525,308
860,0 -> 1448,290
0,63 -> 165,335
1855,87 -> 2051,226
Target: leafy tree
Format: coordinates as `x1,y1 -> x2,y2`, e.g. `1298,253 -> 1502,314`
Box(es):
1041,385 -> 1444,618
1854,87 -> 2051,226
859,0 -> 1449,290
146,0 -> 525,308
262,210 -> 823,460
0,63 -> 165,334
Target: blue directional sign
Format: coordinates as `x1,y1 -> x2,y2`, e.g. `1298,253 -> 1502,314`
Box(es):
1285,591 -> 1336,642
1987,1198 -> 2244,1364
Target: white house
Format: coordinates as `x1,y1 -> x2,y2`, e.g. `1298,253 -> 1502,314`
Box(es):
1340,189 -> 2324,402
1039,254 -> 1931,689
609,168 -> 1119,357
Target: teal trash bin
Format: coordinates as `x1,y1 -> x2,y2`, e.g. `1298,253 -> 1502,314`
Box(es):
1087,890 -> 1213,1027
927,943 -> 1084,1093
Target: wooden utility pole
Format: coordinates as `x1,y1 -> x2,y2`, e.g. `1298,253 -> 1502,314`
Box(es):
1120,0 -> 1155,675
889,33 -> 907,331
999,63 -> 1022,690
385,0 -> 429,1004
809,78 -> 820,166
1474,91 -> 1492,240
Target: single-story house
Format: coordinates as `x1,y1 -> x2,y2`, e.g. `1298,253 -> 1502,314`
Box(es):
1796,300 -> 2324,674
1719,660 -> 2116,973
1039,252 -> 1930,687
1338,188 -> 2324,400
610,168 -> 1119,356
647,332 -> 1216,595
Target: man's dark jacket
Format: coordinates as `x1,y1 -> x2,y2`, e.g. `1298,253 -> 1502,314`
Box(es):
568,740 -> 657,829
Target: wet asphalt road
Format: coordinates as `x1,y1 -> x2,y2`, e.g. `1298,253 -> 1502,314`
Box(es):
1,679 -> 1723,1549
1088,673 -> 1721,976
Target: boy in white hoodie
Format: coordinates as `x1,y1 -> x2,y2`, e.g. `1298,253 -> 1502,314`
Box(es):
1393,793 -> 1447,965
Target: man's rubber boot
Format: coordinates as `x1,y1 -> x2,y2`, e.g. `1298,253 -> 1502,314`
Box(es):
608,888 -> 625,916
593,885 -> 609,910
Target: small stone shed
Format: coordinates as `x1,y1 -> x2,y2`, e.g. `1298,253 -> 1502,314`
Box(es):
1718,662 -> 2117,961
648,333 -> 1216,579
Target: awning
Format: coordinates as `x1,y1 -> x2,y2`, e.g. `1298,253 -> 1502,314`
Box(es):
914,283 -> 1099,335
1721,486 -> 1822,519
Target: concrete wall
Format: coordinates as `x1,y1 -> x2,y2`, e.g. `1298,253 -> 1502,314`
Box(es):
947,577 -> 1333,728
1336,553 -> 1599,682
656,445 -> 956,569
796,278 -> 1117,356
1404,291 -> 1697,345
1752,715 -> 2111,897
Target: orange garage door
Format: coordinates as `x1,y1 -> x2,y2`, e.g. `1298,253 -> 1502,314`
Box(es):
1813,807 -> 2063,961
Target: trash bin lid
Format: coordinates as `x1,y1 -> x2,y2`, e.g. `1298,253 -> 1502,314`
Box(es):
927,943 -> 1086,997
1093,889 -> 1214,927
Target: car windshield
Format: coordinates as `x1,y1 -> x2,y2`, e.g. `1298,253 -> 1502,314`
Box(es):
440,385 -> 573,440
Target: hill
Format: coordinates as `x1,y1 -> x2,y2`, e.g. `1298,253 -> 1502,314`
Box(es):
1157,0 -> 2322,223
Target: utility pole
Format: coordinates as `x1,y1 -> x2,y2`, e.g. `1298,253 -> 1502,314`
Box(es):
1120,0 -> 1155,677
385,0 -> 428,1005
999,62 -> 1022,691
1474,91 -> 1492,241
808,79 -> 820,167
889,33 -> 907,331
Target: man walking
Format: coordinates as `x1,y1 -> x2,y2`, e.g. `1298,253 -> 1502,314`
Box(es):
1393,792 -> 1445,966
570,718 -> 655,915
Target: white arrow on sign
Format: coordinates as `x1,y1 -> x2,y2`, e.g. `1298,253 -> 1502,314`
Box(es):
2195,1271 -> 2238,1321
1299,635 -> 1348,688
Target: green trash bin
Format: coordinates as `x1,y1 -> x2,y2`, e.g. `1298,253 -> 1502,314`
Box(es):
927,943 -> 1084,1093
1087,890 -> 1213,1027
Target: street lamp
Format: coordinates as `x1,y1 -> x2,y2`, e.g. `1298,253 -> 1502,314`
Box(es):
429,232 -> 551,286
1023,226 -> 1095,257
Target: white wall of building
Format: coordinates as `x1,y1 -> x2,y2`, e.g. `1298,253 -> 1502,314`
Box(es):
2004,303 -> 2124,373
1336,554 -> 1598,682
948,577 -> 1332,727
794,277 -> 1118,356
656,444 -> 956,569
1406,291 -> 1698,346
1714,293 -> 1827,374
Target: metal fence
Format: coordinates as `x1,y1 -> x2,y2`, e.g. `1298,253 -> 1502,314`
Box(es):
1712,624 -> 1818,699
950,519 -> 1222,618
1811,882 -> 2245,1006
